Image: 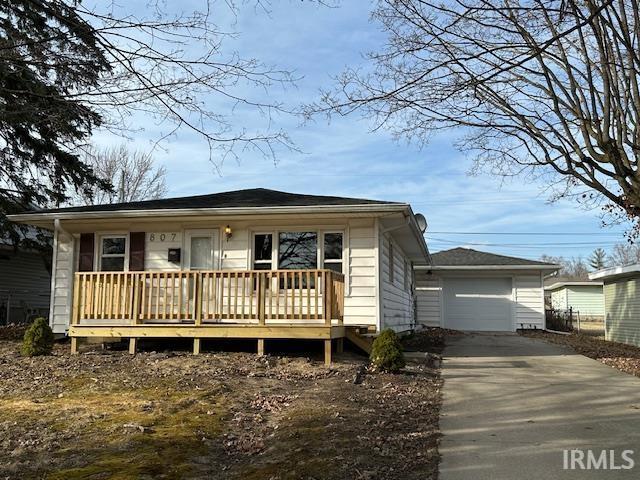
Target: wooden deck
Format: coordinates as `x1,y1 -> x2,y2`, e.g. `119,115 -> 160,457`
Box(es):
70,269 -> 349,364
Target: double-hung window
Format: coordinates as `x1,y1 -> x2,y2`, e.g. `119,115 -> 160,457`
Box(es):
322,232 -> 343,273
99,235 -> 127,271
253,233 -> 273,270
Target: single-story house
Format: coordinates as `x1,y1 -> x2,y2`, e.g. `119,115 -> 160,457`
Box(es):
415,248 -> 558,331
544,281 -> 604,320
8,188 -> 430,364
590,264 -> 640,347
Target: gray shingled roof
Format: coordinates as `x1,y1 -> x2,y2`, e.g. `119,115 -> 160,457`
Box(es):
17,188 -> 400,215
430,247 -> 556,267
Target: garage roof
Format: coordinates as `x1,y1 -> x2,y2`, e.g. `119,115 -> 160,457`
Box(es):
417,247 -> 559,271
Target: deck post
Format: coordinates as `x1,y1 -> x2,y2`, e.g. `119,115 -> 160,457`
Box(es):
258,273 -> 266,325
193,338 -> 201,355
336,337 -> 344,354
70,337 -> 79,355
71,273 -> 80,325
132,274 -> 141,325
257,338 -> 265,356
324,339 -> 332,366
194,273 -> 202,325
324,271 -> 333,326
128,337 -> 137,355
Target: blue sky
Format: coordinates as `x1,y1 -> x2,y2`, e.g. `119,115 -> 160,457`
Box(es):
93,1 -> 628,261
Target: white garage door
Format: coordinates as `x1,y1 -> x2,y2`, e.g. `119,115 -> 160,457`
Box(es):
443,277 -> 513,331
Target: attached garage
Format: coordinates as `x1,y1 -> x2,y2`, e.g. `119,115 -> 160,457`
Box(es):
415,248 -> 558,332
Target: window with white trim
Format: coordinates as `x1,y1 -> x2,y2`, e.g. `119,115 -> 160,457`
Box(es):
253,233 -> 273,270
278,232 -> 318,269
322,232 -> 343,273
99,235 -> 127,271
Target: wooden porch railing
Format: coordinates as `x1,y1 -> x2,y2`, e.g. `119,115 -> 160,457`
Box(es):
72,269 -> 345,326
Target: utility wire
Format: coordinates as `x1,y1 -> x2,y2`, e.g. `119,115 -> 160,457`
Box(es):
427,231 -> 624,236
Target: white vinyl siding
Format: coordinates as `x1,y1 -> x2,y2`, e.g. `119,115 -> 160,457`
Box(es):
380,232 -> 414,332
414,271 -> 546,332
604,278 -> 640,346
414,272 -> 441,327
566,285 -> 604,317
514,275 -> 544,329
145,231 -> 183,271
550,288 -> 567,311
50,229 -> 75,334
49,215 -> 380,331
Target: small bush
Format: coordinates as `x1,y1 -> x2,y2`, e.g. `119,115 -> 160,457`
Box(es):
21,317 -> 54,357
370,328 -> 405,372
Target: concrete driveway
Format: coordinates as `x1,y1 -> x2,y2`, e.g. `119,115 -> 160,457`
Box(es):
440,333 -> 640,479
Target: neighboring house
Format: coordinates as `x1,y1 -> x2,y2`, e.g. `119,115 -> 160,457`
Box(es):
544,281 -> 604,320
8,188 -> 429,364
414,248 -> 558,332
0,235 -> 51,325
590,265 -> 640,347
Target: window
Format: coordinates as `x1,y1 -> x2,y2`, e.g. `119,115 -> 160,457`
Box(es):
278,232 -> 317,270
100,236 -> 127,271
323,232 -> 343,273
253,234 -> 273,270
189,236 -> 213,270
388,241 -> 394,284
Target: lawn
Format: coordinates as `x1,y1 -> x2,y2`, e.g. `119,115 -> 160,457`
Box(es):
0,333 -> 441,480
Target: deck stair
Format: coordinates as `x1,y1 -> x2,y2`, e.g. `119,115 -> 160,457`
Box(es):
345,327 -> 377,354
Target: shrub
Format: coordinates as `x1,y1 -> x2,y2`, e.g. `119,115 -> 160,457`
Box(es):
21,317 -> 54,357
370,328 -> 405,372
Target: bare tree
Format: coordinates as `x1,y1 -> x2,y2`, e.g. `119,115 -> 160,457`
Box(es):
541,254 -> 590,280
308,0 -> 640,233
1,1 -> 300,243
73,145 -> 167,205
609,243 -> 640,266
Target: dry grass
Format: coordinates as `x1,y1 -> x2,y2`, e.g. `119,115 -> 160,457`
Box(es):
0,338 -> 441,480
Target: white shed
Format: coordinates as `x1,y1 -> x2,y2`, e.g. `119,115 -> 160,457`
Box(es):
415,248 -> 558,332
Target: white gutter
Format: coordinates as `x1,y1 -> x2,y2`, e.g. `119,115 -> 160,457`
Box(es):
589,263 -> 640,280
7,202 -> 410,224
544,281 -> 603,290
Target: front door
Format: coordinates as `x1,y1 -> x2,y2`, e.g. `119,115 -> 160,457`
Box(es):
185,230 -> 219,270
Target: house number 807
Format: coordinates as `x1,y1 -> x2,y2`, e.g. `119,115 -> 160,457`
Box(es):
149,233 -> 176,242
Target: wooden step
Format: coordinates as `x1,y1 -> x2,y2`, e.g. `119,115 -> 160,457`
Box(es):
345,328 -> 375,354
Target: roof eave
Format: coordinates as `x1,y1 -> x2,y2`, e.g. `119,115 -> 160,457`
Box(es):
544,281 -> 603,290
589,264 -> 640,280
8,203 -> 410,228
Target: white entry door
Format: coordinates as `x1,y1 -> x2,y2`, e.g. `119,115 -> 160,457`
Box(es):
185,230 -> 219,270
443,277 -> 513,331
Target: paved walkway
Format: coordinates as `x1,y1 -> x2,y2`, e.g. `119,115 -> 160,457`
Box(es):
440,333 -> 640,479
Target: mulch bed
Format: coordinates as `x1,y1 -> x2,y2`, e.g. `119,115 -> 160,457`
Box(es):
0,335 -> 442,480
0,324 -> 28,341
522,330 -> 640,378
401,327 -> 463,354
